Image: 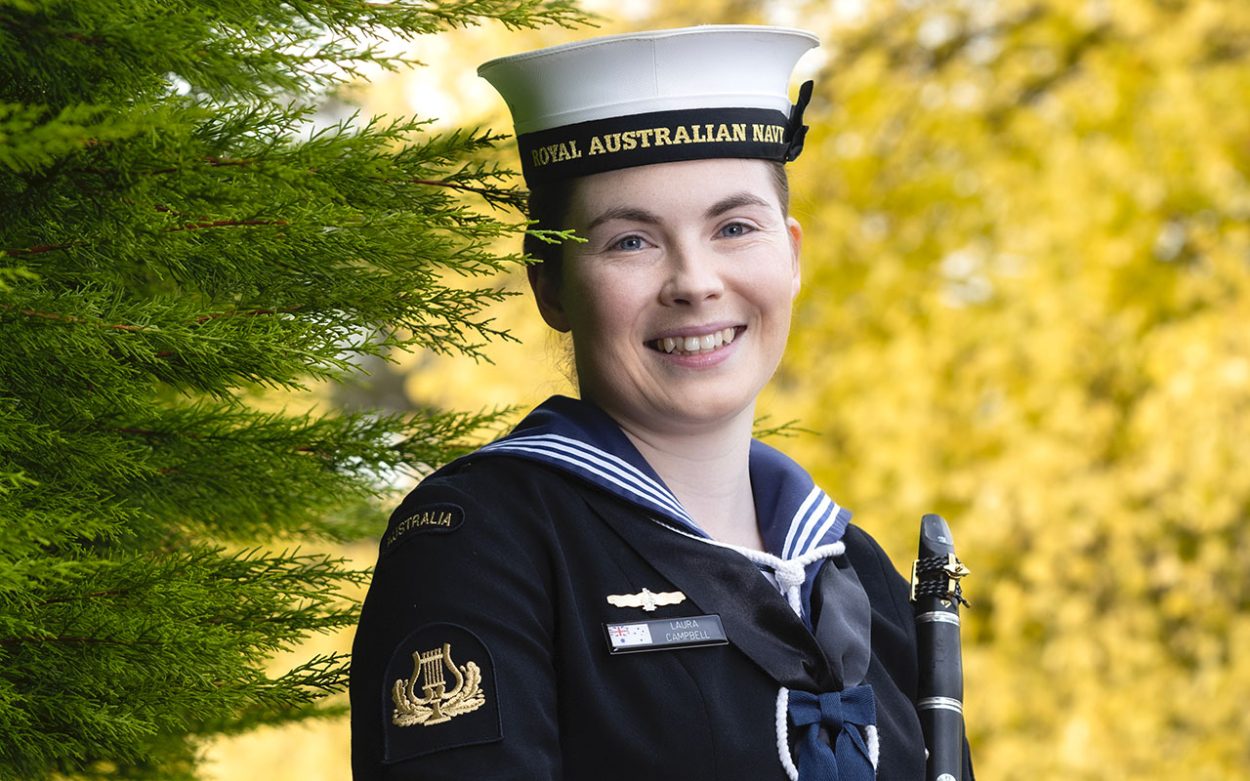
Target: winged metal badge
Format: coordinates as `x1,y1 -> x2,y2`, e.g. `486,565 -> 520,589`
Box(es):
392,642 -> 485,727
606,587 -> 686,612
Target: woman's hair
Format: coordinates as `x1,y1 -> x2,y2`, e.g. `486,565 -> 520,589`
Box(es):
523,160 -> 791,284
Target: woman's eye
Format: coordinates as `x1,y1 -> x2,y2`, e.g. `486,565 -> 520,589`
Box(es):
611,235 -> 648,251
719,222 -> 753,238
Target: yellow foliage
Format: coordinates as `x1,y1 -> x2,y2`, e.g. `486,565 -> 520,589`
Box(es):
775,0 -> 1250,777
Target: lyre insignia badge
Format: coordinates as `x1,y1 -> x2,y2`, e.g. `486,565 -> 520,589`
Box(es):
606,587 -> 686,612
391,642 -> 486,727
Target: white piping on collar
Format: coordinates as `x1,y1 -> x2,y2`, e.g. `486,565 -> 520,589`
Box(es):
781,486 -> 823,557
783,488 -> 845,560
482,434 -> 698,528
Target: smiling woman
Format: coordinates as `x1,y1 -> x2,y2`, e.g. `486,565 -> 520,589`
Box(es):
350,25 -> 974,781
535,158 -> 803,460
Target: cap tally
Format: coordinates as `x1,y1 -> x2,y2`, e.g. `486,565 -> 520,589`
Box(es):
478,26 -> 819,185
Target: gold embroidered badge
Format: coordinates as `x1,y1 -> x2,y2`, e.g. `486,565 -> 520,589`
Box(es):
606,587 -> 687,612
391,642 -> 486,727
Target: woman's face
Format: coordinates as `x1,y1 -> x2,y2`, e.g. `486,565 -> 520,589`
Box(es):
531,157 -> 802,435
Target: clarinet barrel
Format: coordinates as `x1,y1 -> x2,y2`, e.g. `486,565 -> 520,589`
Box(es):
911,513 -> 969,781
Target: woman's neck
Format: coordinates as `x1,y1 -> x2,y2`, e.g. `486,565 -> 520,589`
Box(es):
616,408 -> 764,551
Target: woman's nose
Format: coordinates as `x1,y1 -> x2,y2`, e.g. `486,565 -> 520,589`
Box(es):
659,243 -> 724,306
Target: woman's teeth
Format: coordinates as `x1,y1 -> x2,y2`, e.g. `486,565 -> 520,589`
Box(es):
657,327 -> 737,355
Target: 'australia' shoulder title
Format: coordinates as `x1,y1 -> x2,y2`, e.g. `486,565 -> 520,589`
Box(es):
478,25 -> 819,186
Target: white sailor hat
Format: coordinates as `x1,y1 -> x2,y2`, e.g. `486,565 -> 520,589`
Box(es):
478,25 -> 819,186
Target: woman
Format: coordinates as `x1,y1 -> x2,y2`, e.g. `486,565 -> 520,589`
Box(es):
351,26 -> 969,780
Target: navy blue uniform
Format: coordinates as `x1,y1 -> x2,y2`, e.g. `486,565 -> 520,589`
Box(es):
350,450 -> 969,779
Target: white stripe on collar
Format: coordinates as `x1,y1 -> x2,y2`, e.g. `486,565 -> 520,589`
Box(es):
786,492 -> 842,560
481,433 -> 700,531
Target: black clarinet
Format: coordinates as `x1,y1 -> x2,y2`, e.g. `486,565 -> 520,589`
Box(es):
910,513 -> 970,781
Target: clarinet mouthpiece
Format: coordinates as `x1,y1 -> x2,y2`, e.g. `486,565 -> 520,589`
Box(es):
912,514 -> 971,606
919,513 -> 955,557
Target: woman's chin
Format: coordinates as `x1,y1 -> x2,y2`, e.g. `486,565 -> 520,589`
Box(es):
634,388 -> 760,435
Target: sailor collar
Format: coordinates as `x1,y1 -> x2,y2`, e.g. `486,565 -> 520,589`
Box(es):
470,396 -> 852,619
476,396 -> 849,553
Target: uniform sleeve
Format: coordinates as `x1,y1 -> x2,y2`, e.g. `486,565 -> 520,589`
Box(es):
350,465 -> 562,780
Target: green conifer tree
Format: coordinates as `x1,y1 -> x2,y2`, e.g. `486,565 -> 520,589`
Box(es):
0,1 -> 585,777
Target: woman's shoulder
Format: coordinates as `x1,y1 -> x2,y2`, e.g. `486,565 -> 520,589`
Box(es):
840,524 -> 915,633
400,452 -> 581,512
377,454 -> 580,559
841,524 -> 907,584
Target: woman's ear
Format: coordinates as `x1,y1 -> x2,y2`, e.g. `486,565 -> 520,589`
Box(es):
528,263 -> 572,332
786,216 -> 803,298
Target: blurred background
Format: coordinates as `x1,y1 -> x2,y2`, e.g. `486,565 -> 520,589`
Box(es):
205,0 -> 1250,778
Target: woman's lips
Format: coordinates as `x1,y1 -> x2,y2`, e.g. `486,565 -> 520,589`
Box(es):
647,326 -> 741,356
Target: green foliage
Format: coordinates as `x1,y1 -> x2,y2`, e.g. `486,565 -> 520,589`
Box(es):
0,0 -> 586,777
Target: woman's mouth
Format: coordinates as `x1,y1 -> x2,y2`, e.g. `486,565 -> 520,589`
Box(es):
648,327 -> 740,356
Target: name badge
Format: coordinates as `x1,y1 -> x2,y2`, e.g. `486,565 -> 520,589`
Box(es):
603,614 -> 728,654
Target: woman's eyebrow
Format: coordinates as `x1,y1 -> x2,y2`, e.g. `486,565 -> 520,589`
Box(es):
586,206 -> 662,230
587,193 -> 773,230
705,192 -> 773,218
